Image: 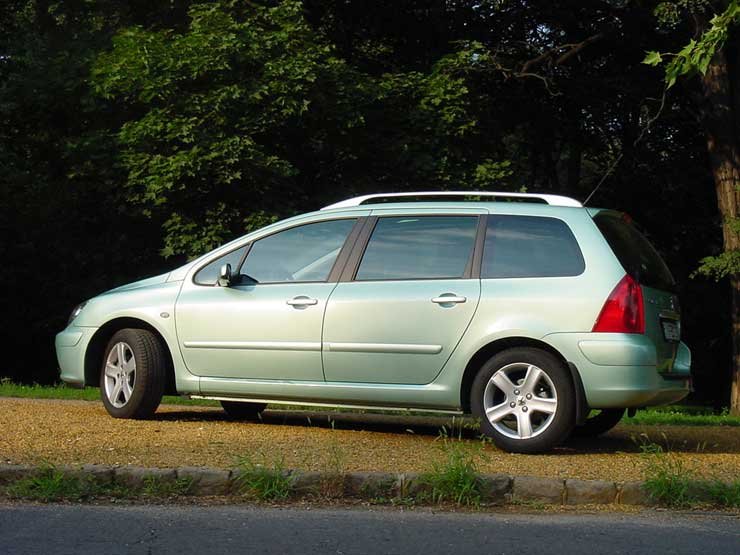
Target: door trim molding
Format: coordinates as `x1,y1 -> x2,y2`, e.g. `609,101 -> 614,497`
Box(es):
324,342 -> 443,355
183,341 -> 321,351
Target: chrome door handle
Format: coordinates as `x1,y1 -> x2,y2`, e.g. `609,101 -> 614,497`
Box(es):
286,296 -> 318,307
431,294 -> 467,304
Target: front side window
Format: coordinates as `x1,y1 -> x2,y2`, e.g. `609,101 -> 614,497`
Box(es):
355,216 -> 478,281
194,245 -> 249,285
482,215 -> 585,278
240,219 -> 356,283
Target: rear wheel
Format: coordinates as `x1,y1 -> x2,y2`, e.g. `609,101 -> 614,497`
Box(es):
100,328 -> 166,419
471,348 -> 575,453
221,401 -> 267,420
571,409 -> 625,438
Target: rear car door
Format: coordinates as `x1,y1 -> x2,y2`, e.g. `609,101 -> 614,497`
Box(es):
322,209 -> 484,384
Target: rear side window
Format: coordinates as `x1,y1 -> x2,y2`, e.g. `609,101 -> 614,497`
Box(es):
482,215 -> 585,278
356,216 -> 478,280
594,213 -> 675,291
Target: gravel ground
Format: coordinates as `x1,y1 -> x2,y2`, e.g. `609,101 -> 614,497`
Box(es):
1,397 -> 738,481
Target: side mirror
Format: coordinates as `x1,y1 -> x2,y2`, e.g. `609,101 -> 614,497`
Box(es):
217,263 -> 232,287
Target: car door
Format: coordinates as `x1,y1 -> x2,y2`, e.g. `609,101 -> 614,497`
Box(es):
175,214 -> 365,380
322,209 -> 484,385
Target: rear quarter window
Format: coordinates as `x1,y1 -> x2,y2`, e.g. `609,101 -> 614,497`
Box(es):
593,212 -> 675,292
482,215 -> 585,278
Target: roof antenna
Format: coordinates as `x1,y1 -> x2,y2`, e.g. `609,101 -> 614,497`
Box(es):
583,89 -> 667,207
583,160 -> 619,206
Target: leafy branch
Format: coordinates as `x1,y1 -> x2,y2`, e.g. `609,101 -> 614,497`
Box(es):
643,0 -> 740,86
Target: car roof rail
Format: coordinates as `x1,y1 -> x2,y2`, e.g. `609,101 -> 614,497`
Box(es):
321,191 -> 583,210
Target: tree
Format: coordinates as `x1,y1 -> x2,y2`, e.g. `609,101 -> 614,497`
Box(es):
0,0 -> 191,382
92,0 -> 511,259
645,0 -> 740,414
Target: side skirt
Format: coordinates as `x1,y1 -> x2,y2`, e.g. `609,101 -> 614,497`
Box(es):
190,395 -> 464,415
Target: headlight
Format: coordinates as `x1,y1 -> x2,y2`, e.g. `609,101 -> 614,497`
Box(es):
67,302 -> 88,326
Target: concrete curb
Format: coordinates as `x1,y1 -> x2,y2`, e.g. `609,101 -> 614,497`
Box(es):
0,463 -> 659,506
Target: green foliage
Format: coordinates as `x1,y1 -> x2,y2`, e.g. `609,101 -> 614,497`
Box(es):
92,1 -> 513,258
640,442 -> 740,507
420,437 -> 483,506
8,465 -> 92,502
235,452 -> 292,501
694,250 -> 740,280
644,1 -> 740,86
141,475 -> 193,497
0,379 -> 217,406
640,442 -> 696,507
625,407 -> 740,426
653,1 -> 712,28
474,160 -> 513,188
704,478 -> 740,506
94,1 -> 341,257
6,464 -> 193,501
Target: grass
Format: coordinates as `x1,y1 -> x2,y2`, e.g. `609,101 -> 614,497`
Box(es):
5,464 -> 192,502
0,379 -> 217,406
639,441 -> 740,508
7,465 -> 95,502
234,452 -> 292,501
1,380 -> 739,426
318,438 -> 347,498
625,407 -> 740,427
141,475 -> 193,497
418,432 -> 484,506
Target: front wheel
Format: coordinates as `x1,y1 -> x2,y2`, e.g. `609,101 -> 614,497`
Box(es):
100,328 -> 166,419
471,348 -> 575,453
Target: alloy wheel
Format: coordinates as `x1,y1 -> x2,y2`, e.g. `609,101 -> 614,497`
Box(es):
104,341 -> 136,408
483,362 -> 558,439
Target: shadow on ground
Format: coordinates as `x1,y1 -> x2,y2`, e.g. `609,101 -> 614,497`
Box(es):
152,407 -> 740,455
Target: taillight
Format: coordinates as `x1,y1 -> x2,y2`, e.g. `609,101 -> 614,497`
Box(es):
592,274 -> 645,334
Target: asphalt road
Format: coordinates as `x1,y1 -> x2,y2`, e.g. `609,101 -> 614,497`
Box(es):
1,504 -> 738,555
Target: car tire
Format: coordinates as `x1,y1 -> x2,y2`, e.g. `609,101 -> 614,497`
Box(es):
471,348 -> 576,454
99,328 -> 166,419
221,401 -> 267,420
571,409 -> 625,438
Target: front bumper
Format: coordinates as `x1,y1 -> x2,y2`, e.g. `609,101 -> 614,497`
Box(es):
55,326 -> 97,387
544,332 -> 691,409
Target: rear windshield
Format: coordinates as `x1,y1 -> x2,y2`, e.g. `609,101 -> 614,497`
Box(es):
593,212 -> 675,291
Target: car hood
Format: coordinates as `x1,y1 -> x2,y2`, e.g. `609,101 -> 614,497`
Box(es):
100,272 -> 172,296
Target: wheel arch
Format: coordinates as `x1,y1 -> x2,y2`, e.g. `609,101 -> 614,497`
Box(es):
459,336 -> 586,421
84,317 -> 176,395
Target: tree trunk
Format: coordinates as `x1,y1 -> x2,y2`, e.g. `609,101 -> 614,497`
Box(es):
701,48 -> 740,415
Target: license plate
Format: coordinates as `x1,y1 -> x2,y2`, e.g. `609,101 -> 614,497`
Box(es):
661,319 -> 680,342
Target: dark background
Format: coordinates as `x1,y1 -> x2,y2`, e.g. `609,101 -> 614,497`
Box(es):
0,1 -> 732,408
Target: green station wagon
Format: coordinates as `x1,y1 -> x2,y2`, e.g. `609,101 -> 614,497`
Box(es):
56,192 -> 691,453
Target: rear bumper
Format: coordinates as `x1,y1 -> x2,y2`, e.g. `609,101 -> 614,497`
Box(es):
55,326 -> 97,387
543,332 -> 690,409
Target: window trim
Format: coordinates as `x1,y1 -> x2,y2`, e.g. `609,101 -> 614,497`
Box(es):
193,243 -> 252,286
593,211 -> 676,292
192,217 -> 362,287
480,213 -> 586,280
342,214 -> 484,283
